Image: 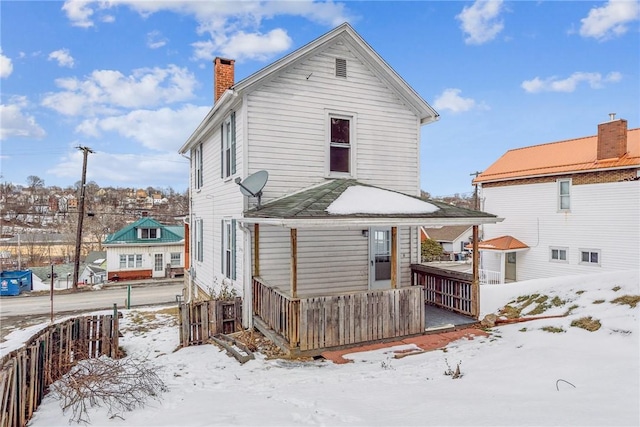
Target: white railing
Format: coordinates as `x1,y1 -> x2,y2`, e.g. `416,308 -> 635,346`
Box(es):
479,269 -> 501,285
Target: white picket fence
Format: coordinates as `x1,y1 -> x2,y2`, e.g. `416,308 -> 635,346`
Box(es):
479,269 -> 501,285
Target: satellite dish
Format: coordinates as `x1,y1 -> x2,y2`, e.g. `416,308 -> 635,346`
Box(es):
235,170 -> 268,209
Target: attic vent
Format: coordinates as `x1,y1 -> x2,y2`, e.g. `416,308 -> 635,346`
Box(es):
335,58 -> 347,78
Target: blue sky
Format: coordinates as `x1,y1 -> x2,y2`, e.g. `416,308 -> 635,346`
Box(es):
1,1 -> 638,197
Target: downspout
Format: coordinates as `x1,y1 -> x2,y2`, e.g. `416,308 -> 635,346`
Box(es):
181,153 -> 194,303
238,221 -> 253,329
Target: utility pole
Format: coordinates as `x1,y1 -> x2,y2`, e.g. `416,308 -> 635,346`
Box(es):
469,170 -> 483,318
470,171 -> 482,211
72,146 -> 93,292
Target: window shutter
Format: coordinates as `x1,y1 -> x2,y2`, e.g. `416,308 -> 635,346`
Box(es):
231,219 -> 236,280
220,124 -> 224,178
231,112 -> 236,175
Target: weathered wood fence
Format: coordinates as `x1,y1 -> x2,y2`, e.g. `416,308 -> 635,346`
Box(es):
253,277 -> 425,354
0,313 -> 121,427
411,264 -> 478,317
178,298 -> 242,347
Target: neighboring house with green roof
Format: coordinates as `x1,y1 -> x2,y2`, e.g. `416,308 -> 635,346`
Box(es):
103,218 -> 185,281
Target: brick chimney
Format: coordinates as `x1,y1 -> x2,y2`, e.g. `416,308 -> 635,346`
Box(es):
597,113 -> 628,160
214,57 -> 235,103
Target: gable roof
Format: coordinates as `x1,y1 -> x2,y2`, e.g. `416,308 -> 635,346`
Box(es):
103,217 -> 184,245
180,22 -> 438,154
475,127 -> 640,184
241,179 -> 498,228
422,225 -> 472,242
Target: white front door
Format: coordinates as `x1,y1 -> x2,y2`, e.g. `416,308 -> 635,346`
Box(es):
153,253 -> 165,278
369,227 -> 391,290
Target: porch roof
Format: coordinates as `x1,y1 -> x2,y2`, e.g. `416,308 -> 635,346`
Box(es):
471,235 -> 530,252
241,179 -> 500,228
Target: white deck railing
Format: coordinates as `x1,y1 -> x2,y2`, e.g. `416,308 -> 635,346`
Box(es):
479,269 -> 501,285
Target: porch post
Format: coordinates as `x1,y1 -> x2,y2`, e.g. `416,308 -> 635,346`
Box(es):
472,225 -> 480,318
254,224 -> 260,277
290,228 -> 297,298
500,252 -> 506,284
391,226 -> 397,289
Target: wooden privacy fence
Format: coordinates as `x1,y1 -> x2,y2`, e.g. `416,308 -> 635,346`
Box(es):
0,313 -> 121,427
253,277 -> 425,353
411,264 -> 477,317
297,287 -> 425,352
178,298 -> 242,347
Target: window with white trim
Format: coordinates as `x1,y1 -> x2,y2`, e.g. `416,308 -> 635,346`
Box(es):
195,218 -> 203,262
170,252 -> 181,266
221,112 -> 236,178
221,219 -> 236,279
194,143 -> 203,189
328,113 -> 354,175
558,179 -> 571,211
580,249 -> 601,266
139,228 -> 160,239
550,247 -> 568,263
119,254 -> 143,268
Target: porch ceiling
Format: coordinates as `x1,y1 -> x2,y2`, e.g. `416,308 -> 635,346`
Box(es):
240,179 -> 501,228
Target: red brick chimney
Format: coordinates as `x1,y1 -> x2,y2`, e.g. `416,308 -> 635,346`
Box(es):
597,113 -> 628,160
214,57 -> 235,103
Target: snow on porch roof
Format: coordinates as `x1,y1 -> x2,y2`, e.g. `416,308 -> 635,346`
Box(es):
241,179 -> 499,227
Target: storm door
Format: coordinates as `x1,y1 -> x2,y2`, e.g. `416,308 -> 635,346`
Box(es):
369,228 -> 391,290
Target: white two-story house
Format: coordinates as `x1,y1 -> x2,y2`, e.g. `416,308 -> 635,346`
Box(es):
474,115 -> 639,283
179,23 -> 498,355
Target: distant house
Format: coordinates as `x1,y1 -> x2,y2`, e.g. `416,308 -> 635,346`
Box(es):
79,251 -> 107,285
474,115 -> 639,283
178,23 -> 499,355
103,218 -> 185,281
421,225 -> 473,261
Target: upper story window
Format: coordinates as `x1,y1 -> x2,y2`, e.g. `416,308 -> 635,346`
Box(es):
221,112 -> 236,178
558,178 -> 571,211
194,143 -> 203,189
328,113 -> 355,176
139,228 -> 160,239
580,249 -> 600,266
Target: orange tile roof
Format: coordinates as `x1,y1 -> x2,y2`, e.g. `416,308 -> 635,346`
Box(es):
469,235 -> 529,251
474,128 -> 640,183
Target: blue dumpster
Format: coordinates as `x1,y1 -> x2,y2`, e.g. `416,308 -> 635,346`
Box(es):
0,270 -> 33,296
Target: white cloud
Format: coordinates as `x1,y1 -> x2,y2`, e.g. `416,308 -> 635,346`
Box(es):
580,0 -> 640,40
0,48 -> 13,78
0,96 -> 46,140
41,65 -> 198,116
62,0 -> 354,62
433,88 -> 487,113
48,49 -> 75,68
75,104 -> 211,151
456,0 -> 505,45
193,28 -> 292,62
522,71 -> 623,93
48,149 -> 189,188
147,30 -> 167,49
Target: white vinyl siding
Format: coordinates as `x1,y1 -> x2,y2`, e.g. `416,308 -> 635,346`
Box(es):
256,226 -> 413,297
106,244 -> 184,274
481,180 -> 639,280
246,39 -> 421,201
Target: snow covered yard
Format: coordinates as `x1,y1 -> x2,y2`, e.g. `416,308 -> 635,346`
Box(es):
16,270 -> 640,426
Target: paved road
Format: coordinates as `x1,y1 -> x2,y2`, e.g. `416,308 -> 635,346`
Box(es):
0,282 -> 184,319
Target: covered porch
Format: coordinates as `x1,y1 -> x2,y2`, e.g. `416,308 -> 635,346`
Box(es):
240,179 -> 499,356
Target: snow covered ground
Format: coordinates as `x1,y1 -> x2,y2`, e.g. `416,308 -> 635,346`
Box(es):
9,270 -> 639,426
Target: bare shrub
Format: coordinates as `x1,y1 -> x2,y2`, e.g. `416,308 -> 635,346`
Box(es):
52,356 -> 168,424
